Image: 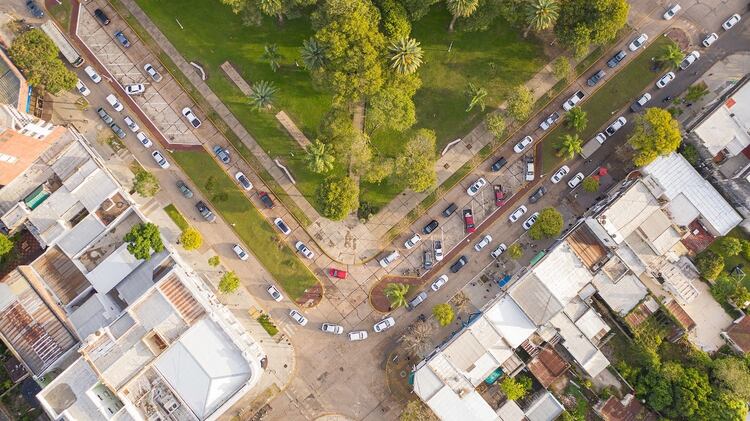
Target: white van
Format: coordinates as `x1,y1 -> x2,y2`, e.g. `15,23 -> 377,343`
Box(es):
106,94 -> 123,112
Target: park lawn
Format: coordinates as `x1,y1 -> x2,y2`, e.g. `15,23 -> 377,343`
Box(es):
170,150 -> 319,300
163,204 -> 189,231
541,36 -> 676,172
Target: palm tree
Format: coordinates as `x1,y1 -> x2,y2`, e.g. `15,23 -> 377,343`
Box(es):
304,140 -> 335,174
556,134 -> 583,159
685,83 -> 709,102
658,45 -> 685,69
384,282 -> 410,309
446,0 -> 480,32
401,320 -> 435,357
262,43 -> 282,72
300,38 -> 326,70
565,107 -> 587,132
466,83 -> 488,112
524,0 -> 559,37
388,38 -> 424,75
248,80 -> 278,110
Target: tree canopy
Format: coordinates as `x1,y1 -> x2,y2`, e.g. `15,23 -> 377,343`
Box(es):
315,176 -> 359,220
366,73 -> 421,132
124,223 -> 164,260
628,107 -> 682,167
696,250 -> 724,281
716,237 -> 743,257
432,303 -> 455,326
9,29 -> 77,94
385,282 -> 410,308
180,227 -> 203,250
395,129 -> 438,192
582,176 -> 599,193
0,234 -> 13,257
506,85 -> 534,122
528,208 -> 563,240
133,169 -> 160,197
219,271 -> 241,294
555,0 -> 629,56
499,376 -> 532,400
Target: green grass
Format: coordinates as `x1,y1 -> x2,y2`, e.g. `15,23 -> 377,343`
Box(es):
257,314 -> 279,336
170,150 -> 318,300
164,204 -> 189,232
49,0 -> 72,31
541,36 -> 676,172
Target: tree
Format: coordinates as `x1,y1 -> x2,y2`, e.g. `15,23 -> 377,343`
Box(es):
716,237 -> 743,257
385,282 -> 410,308
528,207 -> 563,240
680,143 -> 700,165
315,176 -> 359,220
711,276 -> 750,308
658,44 -> 685,69
395,129 -> 438,192
508,243 -> 523,259
628,108 -> 682,167
582,176 -> 599,193
524,0 -> 559,37
262,43 -> 282,72
466,83 -> 488,112
9,29 -> 77,94
180,227 -> 203,250
485,114 -> 506,139
366,73 -> 420,133
565,107 -> 587,132
377,0 -> 411,41
506,85 -> 534,122
248,80 -> 278,110
499,376 -> 532,400
257,0 -> 283,21
400,399 -> 438,421
0,234 -> 13,257
743,240 -> 750,261
219,271 -> 241,294
388,38 -> 423,75
300,37 -> 327,70
696,251 -> 724,281
555,0 -> 629,55
432,303 -> 455,326
556,134 -> 583,159
208,255 -> 221,267
124,222 -> 164,260
305,140 -> 336,173
132,169 -> 160,197
446,0 -> 480,31
685,83 -> 710,102
713,357 -> 750,402
401,319 -> 435,357
401,0 -> 441,21
551,56 -> 572,81
362,158 -> 395,183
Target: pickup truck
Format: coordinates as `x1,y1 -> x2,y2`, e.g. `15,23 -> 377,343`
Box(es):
562,91 -> 585,111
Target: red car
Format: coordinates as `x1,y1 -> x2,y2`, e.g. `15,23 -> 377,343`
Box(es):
463,209 -> 476,233
494,185 -> 506,207
328,268 -> 347,279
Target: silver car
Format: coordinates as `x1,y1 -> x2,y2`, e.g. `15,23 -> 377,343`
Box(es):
373,317 -> 395,332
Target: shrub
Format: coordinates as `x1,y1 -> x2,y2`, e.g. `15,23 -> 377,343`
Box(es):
695,251 -> 724,281
179,227 -> 203,250
716,237 -> 743,257
219,271 -> 241,293
432,303 -> 455,327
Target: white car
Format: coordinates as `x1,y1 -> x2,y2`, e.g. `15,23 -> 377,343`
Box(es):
431,274 -> 449,291
513,135 -> 533,153
523,212 -> 540,230
348,330 -> 368,341
404,233 -> 421,249
232,244 -> 249,260
656,72 -> 675,89
605,116 -> 627,136
151,150 -> 169,169
474,235 -> 492,251
722,13 -> 741,30
379,250 -> 399,268
490,243 -> 507,259
125,84 -> 145,95
467,177 -> 487,196
295,241 -> 314,259
568,172 -> 585,189
235,171 -> 253,191
679,51 -> 700,70
289,310 -> 308,326
84,65 -> 101,83
509,205 -> 528,223
663,4 -> 681,20
592,132 -> 607,144
702,33 -> 718,47
562,91 -> 585,111
321,323 -> 344,335
628,33 -> 648,51
182,107 -> 202,128
434,241 -> 444,261
106,94 -> 123,112
143,63 -> 162,82
273,217 -> 292,235
123,116 -> 139,132
136,132 -> 153,148
551,165 -> 570,184
373,317 -> 395,332
267,285 -> 283,302
76,79 -> 90,96
630,93 -> 652,112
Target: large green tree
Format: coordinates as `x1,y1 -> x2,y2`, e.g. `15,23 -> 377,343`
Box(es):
696,251 -> 724,281
315,176 -> 359,220
446,0 -> 480,31
366,73 -> 421,132
219,0 -> 317,25
565,107 -> 587,132
377,0 -> 411,40
388,37 -> 424,75
711,276 -> 750,308
9,29 -> 76,94
432,304 -> 455,326
628,107 -> 682,167
658,44 -> 685,69
395,129 -> 438,192
528,208 -> 563,240
124,223 -> 164,260
712,357 -> 750,402
499,376 -> 532,400
219,271 -> 241,294
305,140 -> 336,173
716,237 -> 743,257
248,80 -> 278,110
555,0 -> 629,56
132,169 -> 160,197
0,234 -> 13,257
300,37 -> 327,70
506,85 -> 534,122
524,0 -> 559,37
180,227 -> 203,250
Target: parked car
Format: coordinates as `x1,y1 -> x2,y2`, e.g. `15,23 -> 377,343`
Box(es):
491,244 -> 507,259
434,241 -> 444,261
551,165 -> 570,184
656,71 -> 676,89
151,151 -> 169,169
529,186 -> 546,204
605,116 -> 627,136
328,268 -> 347,279
143,63 -> 162,82
722,13 -> 741,30
422,220 -> 439,235
442,203 -> 458,217
463,209 -> 476,233
125,84 -> 145,95
97,107 -> 113,125
628,33 -> 648,51
568,172 -> 585,189
467,177 -> 487,196
591,132 -> 607,144
106,94 -> 123,112
26,0 -> 44,18
213,145 -> 231,164
474,235 -> 492,252
702,33 -> 718,47
523,212 -> 540,230
431,274 -> 449,291
373,317 -> 395,332
630,93 -> 652,112
563,91 -> 585,111
663,4 -> 681,20
258,191 -> 275,209
525,156 -> 535,182
491,157 -> 507,171
267,285 -> 283,302
123,116 -> 139,132
136,132 -> 153,148
232,244 -> 249,261
182,107 -> 202,128
407,292 -> 428,310
295,241 -> 314,259
94,8 -> 110,25
84,65 -> 102,83
509,205 -> 527,223
76,79 -> 90,96
176,180 -> 193,198
196,201 -> 216,222
321,323 -> 344,335
273,217 -> 291,235
450,256 -> 468,273
539,112 -> 561,130
289,310 -> 308,326
235,171 -> 253,190
114,31 -> 131,48
494,185 -> 506,207
404,233 -> 421,249
679,51 -> 700,70
513,135 -> 533,153
110,123 -> 126,139
348,331 -> 368,341
606,50 -> 627,68
379,250 -> 400,268
587,69 -> 606,86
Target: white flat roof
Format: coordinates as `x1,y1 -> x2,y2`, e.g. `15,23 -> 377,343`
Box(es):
550,312 -> 609,378
497,400 -> 525,421
525,391 -> 565,421
575,308 -> 611,342
86,243 -> 142,294
598,181 -> 660,244
592,272 -> 648,316
694,81 -> 750,156
483,295 -> 537,348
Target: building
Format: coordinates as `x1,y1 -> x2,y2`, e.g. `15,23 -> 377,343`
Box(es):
722,315 -> 750,354
0,48 -> 28,113
0,117 -> 265,420
595,394 -> 657,421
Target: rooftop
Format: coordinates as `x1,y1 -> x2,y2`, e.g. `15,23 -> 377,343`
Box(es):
724,315 -> 750,353
598,394 -> 657,421
0,50 -> 26,112
526,345 -> 569,388
550,311 -> 610,378
693,79 -> 750,157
